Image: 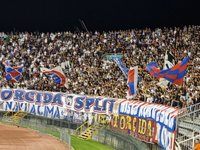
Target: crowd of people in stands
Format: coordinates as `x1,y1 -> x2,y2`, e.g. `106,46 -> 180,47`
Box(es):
0,25 -> 199,109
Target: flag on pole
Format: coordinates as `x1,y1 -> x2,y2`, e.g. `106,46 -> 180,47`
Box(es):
127,66 -> 138,99
112,57 -> 128,78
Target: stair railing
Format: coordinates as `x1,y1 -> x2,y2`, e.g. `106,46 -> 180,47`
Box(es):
75,121 -> 89,135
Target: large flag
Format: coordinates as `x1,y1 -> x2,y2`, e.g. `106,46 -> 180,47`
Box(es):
112,57 -> 128,78
3,61 -> 23,82
146,56 -> 190,86
41,66 -> 67,87
127,66 -> 138,98
157,51 -> 175,88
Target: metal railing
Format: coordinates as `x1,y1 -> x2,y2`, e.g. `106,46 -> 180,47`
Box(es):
177,102 -> 200,117
176,102 -> 200,150
74,121 -> 89,135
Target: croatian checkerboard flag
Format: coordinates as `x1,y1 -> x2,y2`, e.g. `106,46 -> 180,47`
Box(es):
41,66 -> 67,87
4,60 -> 23,82
127,66 -> 138,98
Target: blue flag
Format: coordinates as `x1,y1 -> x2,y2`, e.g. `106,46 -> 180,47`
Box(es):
112,57 -> 128,78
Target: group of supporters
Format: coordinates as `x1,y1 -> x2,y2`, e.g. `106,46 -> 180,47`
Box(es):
0,25 -> 199,109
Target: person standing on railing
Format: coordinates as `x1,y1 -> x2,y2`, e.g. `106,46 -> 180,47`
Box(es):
194,139 -> 200,150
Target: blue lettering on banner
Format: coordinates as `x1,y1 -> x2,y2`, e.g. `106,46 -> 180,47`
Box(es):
118,101 -> 177,132
0,89 -> 119,116
1,89 -> 66,119
43,93 -> 53,105
85,98 -> 95,111
43,106 -> 60,119
25,91 -> 35,102
73,97 -> 116,113
101,99 -> 109,111
35,92 -> 43,104
53,107 -> 60,119
37,106 -> 43,115
108,100 -> 115,112
101,99 -> 115,112
94,98 -> 102,112
1,90 -> 13,101
30,104 -> 36,115
44,106 -> 54,117
24,103 -> 28,112
74,97 -> 85,110
52,93 -> 63,106
156,123 -> 172,150
4,101 -> 61,119
5,101 -> 13,110
14,89 -> 24,101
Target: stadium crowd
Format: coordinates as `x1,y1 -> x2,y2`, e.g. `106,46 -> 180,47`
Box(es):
0,25 -> 199,109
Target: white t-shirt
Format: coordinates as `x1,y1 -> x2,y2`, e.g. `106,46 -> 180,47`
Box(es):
147,97 -> 153,103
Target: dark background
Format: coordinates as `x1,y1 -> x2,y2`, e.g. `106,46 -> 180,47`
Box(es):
0,0 -> 199,32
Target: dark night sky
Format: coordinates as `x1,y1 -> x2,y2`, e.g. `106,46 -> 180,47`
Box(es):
0,0 -> 199,32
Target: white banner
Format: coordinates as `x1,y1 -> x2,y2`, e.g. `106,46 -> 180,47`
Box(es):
0,88 -> 179,150
0,89 -> 117,119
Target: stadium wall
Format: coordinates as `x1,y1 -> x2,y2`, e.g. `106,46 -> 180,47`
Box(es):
93,128 -> 162,150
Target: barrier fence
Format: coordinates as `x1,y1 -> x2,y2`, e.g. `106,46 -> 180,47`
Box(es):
93,128 -> 162,150
177,102 -> 200,117
176,102 -> 200,150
